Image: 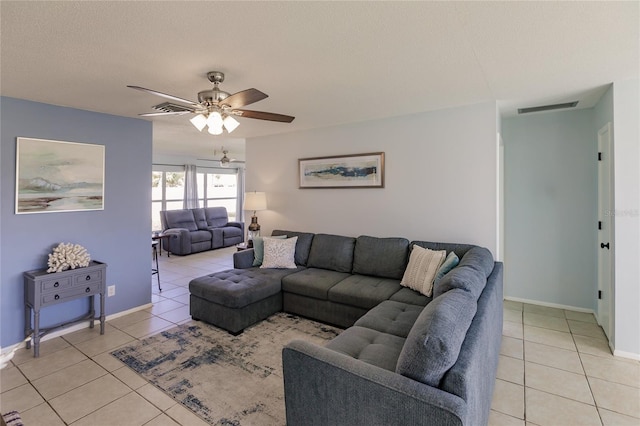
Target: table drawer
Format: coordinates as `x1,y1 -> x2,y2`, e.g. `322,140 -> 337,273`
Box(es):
41,283 -> 101,305
74,270 -> 102,286
41,277 -> 72,292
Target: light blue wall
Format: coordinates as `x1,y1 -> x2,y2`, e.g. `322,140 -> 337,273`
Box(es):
0,97 -> 153,348
503,109 -> 598,310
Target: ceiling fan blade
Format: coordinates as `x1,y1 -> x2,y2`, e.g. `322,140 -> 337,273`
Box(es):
222,88 -> 268,109
139,111 -> 191,117
233,109 -> 295,123
127,85 -> 199,106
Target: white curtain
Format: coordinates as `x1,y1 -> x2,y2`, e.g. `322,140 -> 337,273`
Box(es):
183,164 -> 199,209
236,167 -> 245,223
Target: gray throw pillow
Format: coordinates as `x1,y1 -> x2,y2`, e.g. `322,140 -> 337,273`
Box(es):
395,289 -> 477,387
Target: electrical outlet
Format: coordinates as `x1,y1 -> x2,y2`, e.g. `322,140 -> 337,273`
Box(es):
107,285 -> 116,297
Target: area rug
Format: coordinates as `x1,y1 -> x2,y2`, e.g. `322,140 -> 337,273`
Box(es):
111,313 -> 341,425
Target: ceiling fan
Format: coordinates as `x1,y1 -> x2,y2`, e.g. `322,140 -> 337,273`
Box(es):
128,71 -> 295,135
198,148 -> 243,168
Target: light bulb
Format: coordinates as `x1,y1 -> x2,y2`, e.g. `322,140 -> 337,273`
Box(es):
208,124 -> 223,135
223,115 -> 240,133
207,111 -> 223,129
189,114 -> 207,131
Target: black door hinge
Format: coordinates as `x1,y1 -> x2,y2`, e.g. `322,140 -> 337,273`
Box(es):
598,290 -> 602,300
598,152 -> 602,161
598,221 -> 602,230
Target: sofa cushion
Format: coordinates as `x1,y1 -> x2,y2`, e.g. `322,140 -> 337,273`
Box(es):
190,230 -> 214,244
400,245 -> 446,296
352,236 -> 409,280
389,287 -> 431,306
221,226 -> 242,238
354,301 -> 424,338
411,241 -> 476,260
328,274 -> 402,310
457,246 -> 494,277
189,267 -> 300,309
203,207 -> 230,228
261,237 -> 298,269
307,234 -> 356,273
271,230 -> 315,266
395,288 -> 477,387
164,209 -> 198,232
282,268 -> 350,300
326,326 -> 406,372
433,247 -> 494,299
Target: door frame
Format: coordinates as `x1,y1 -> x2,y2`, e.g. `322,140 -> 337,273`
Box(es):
597,122 -> 614,341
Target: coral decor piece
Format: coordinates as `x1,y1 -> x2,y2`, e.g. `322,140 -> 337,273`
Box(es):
47,242 -> 91,273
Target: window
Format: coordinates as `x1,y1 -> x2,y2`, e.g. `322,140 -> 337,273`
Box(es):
202,173 -> 238,220
152,166 -> 238,231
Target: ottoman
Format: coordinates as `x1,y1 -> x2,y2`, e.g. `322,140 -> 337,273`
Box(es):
189,268 -> 300,334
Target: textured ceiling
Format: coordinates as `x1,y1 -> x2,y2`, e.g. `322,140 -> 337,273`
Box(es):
1,1 -> 638,159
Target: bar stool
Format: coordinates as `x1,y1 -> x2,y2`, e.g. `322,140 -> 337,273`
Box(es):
152,240 -> 161,292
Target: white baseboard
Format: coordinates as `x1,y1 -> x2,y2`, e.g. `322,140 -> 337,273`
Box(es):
0,303 -> 153,368
503,296 -> 595,314
504,297 -> 640,361
613,349 -> 640,361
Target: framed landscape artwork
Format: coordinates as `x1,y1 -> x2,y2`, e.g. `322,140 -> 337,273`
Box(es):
15,137 -> 105,214
298,152 -> 385,188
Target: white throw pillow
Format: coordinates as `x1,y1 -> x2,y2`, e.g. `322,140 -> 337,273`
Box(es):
261,236 -> 298,269
400,245 -> 447,296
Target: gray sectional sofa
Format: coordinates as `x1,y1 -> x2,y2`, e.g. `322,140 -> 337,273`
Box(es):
188,230 -> 503,425
159,207 -> 244,255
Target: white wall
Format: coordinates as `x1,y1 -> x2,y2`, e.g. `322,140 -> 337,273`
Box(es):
611,79 -> 640,358
245,102 -> 498,255
502,109 -> 598,311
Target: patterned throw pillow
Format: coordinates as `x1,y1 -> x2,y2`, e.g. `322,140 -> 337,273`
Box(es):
261,236 -> 298,269
252,235 -> 287,266
400,245 -> 446,296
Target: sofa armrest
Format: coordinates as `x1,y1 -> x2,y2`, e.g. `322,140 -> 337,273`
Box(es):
282,340 -> 466,426
233,249 -> 255,269
163,228 -> 191,255
227,221 -> 245,234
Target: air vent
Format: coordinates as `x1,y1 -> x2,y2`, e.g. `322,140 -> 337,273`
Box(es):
518,101 -> 578,114
151,102 -> 193,114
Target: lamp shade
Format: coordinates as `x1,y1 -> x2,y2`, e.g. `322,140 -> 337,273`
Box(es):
190,114 -> 207,131
244,192 -> 267,211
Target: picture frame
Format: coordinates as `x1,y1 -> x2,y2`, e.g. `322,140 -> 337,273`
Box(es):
15,137 -> 105,214
298,152 -> 385,189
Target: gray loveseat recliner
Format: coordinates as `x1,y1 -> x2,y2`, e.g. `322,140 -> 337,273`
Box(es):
188,230 -> 503,425
159,207 -> 244,255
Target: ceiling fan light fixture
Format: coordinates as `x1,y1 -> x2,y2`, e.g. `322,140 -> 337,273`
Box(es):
223,115 -> 240,133
208,124 -> 223,135
190,114 -> 208,131
207,111 -> 223,129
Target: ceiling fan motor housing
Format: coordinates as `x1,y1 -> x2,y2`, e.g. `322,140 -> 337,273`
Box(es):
198,89 -> 230,105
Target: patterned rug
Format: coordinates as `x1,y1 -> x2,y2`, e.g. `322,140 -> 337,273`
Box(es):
111,313 -> 341,425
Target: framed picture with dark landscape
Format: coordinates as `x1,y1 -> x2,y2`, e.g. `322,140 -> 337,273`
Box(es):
15,137 -> 105,214
298,152 -> 385,189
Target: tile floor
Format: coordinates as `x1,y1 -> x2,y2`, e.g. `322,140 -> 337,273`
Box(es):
1,247 -> 639,425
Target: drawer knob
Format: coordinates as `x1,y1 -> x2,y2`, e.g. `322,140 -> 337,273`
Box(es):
54,282 -> 59,287
54,294 -> 60,300
85,287 -> 91,293
85,275 -> 91,281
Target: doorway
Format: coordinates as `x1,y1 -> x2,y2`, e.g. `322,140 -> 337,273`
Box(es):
597,122 -> 614,340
